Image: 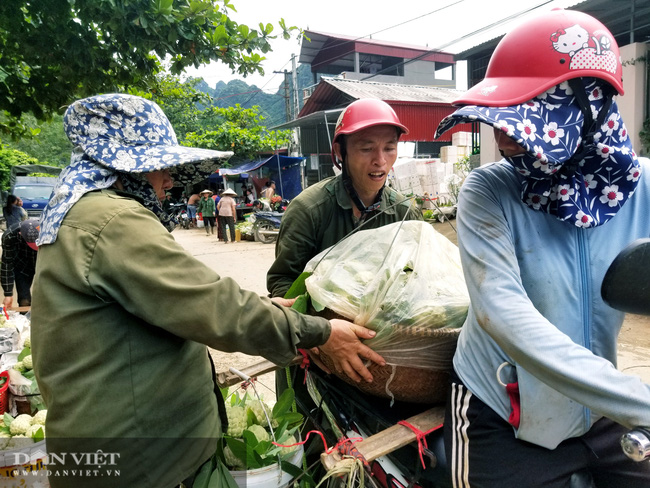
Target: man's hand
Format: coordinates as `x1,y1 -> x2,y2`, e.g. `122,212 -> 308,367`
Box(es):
319,319 -> 386,383
271,296 -> 296,308
2,297 -> 12,309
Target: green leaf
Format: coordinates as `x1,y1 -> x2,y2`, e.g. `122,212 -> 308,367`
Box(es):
291,294 -> 309,314
272,388 -> 295,418
280,459 -> 309,482
246,407 -> 257,427
210,460 -> 239,488
17,347 -> 30,361
191,458 -> 213,488
242,429 -> 259,448
32,426 -> 44,442
274,412 -> 303,427
253,439 -> 271,456
3,413 -> 13,427
224,437 -> 248,465
284,272 -> 311,298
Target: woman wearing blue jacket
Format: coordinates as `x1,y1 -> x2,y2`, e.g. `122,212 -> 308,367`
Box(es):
435,9 -> 650,487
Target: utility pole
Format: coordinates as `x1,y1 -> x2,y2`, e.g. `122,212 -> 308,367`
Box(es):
273,69 -> 292,122
291,54 -> 300,120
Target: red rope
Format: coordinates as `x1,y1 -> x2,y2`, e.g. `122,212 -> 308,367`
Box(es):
272,430 -> 364,456
239,377 -> 257,390
1,307 -> 8,320
297,348 -> 310,384
397,420 -> 443,469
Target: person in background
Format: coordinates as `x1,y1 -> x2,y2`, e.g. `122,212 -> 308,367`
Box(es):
217,188 -> 237,244
186,191 -> 200,227
261,180 -> 276,199
434,9 -> 650,487
30,93 -> 385,488
197,189 -> 216,236
161,192 -> 173,213
242,185 -> 255,204
1,219 -> 39,308
3,195 -> 28,228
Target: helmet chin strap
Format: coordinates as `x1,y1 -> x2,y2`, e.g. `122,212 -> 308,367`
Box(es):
341,159 -> 383,216
561,78 -> 614,176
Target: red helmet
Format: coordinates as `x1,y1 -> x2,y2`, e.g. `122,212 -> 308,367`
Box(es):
453,9 -> 623,107
331,99 -> 408,166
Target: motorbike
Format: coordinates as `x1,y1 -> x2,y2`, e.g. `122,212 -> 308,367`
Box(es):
249,200 -> 289,244
169,202 -> 190,229
250,211 -> 283,243
214,235 -> 650,488
601,237 -> 650,462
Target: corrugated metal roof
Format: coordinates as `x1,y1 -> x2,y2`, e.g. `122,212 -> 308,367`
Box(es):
300,78 -> 465,117
294,78 -> 472,142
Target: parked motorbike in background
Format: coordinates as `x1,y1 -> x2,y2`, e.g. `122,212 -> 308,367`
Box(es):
169,202 -> 190,229
249,199 -> 289,244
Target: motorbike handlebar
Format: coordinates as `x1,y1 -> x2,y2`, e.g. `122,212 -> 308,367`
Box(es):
621,428 -> 650,462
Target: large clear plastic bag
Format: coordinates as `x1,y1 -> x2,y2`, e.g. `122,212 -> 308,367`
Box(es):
305,220 -> 469,370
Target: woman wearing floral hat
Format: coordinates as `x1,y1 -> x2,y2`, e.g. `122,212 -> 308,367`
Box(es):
29,94 -> 385,488
435,9 -> 650,487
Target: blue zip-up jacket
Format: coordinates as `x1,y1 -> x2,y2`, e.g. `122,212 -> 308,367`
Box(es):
454,157 -> 650,449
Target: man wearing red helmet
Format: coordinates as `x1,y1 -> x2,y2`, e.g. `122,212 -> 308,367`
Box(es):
267,98 -> 421,297
266,98 -> 424,477
436,9 -> 650,487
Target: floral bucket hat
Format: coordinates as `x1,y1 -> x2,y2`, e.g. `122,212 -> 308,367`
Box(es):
435,79 -> 640,228
38,93 -> 233,244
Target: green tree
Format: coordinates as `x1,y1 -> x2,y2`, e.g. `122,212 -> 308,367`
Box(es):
0,0 -> 297,138
3,113 -> 72,167
184,104 -> 292,162
0,147 -> 40,190
129,75 -> 211,141
131,75 -> 292,162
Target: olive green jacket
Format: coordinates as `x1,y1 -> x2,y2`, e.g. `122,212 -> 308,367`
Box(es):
197,195 -> 216,217
30,189 -> 330,488
267,176 -> 423,298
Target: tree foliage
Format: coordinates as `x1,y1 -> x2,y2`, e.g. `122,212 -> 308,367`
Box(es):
0,0 -> 297,138
184,104 -> 292,162
2,113 -> 72,167
131,75 -> 292,162
0,147 -> 40,190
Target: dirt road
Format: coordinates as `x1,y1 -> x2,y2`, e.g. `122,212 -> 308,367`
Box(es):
171,221 -> 650,397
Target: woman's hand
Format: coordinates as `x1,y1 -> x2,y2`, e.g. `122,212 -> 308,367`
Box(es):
318,319 -> 385,383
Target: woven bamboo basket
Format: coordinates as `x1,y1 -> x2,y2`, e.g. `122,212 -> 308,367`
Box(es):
316,309 -> 461,404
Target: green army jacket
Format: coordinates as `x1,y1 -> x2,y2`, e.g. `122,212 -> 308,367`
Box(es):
30,189 -> 330,487
267,175 -> 423,298
197,196 -> 216,217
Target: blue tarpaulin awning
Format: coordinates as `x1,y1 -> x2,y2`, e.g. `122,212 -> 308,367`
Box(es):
210,154 -> 304,200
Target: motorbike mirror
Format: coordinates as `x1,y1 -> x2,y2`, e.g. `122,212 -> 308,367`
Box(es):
601,238 -> 650,316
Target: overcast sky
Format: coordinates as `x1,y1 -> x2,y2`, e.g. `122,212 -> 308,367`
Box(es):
183,0 -> 579,93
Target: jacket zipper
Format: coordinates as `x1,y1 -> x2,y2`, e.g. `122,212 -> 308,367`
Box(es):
577,228 -> 592,430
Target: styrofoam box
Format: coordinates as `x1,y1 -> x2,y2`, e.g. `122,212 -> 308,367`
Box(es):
440,146 -> 457,163
457,146 -> 471,158
392,158 -> 419,178
452,131 -> 473,147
